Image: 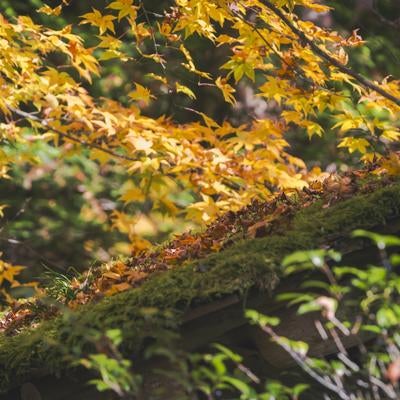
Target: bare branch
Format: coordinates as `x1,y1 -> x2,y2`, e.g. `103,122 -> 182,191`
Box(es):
260,324 -> 352,400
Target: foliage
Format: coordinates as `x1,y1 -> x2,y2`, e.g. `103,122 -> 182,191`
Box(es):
0,0 -> 399,395
0,0 -> 398,306
39,172 -> 398,308
191,344 -> 309,399
0,182 -> 399,393
79,328 -> 141,397
328,0 -> 400,78
63,229 -> 400,399
0,0 -> 399,253
0,257 -> 29,303
245,230 -> 400,399
0,140 -> 129,272
41,267 -> 76,302
1,170 -> 395,311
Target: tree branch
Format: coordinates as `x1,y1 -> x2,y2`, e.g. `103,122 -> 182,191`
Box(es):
261,0 -> 400,106
233,8 -> 330,91
260,324 -> 352,400
7,106 -> 136,162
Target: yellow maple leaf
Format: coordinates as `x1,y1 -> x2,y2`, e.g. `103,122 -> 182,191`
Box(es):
180,44 -> 212,79
338,137 -> 370,154
97,34 -> 122,49
0,260 -> 24,286
381,130 -> 400,142
128,83 -> 155,106
378,153 -> 400,175
258,76 -> 289,104
186,194 -> 228,224
126,135 -> 155,155
89,148 -> 112,165
145,73 -> 167,85
304,121 -> 323,139
121,187 -> 145,203
80,9 -> 116,34
332,114 -> 362,132
274,0 -> 295,10
0,204 -> 8,218
215,77 -> 236,104
38,4 -> 62,16
107,0 -> 138,20
175,82 -> 196,99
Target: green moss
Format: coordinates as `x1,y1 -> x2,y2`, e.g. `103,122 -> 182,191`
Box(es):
1,182 -> 400,392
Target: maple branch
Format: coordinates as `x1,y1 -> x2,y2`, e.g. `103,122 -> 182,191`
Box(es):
140,1 -> 166,70
233,9 -> 316,88
261,0 -> 400,106
7,106 -> 137,162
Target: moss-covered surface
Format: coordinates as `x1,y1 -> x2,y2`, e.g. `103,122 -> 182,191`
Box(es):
1,182 -> 400,392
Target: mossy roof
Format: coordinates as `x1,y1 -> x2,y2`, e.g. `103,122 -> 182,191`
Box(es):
1,181 -> 400,392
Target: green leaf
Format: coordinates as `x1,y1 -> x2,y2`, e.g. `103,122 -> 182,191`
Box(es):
352,229 -> 400,249
292,383 -> 309,397
277,337 -> 309,357
210,354 -> 227,376
361,324 -> 382,334
175,82 -> 196,99
390,254 -> 400,266
301,280 -> 330,290
88,379 -> 110,392
222,376 -> 252,395
297,301 -> 322,315
333,266 -> 367,279
213,343 -> 242,363
376,307 -> 399,328
282,249 -> 341,272
276,293 -> 315,307
245,309 -> 280,326
106,328 -> 123,346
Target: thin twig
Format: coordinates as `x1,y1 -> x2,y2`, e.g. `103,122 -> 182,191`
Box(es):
232,9 -> 311,84
261,0 -> 400,106
371,0 -> 400,30
140,1 -> 166,70
232,7 -> 355,104
7,106 -> 136,162
261,324 -> 351,400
